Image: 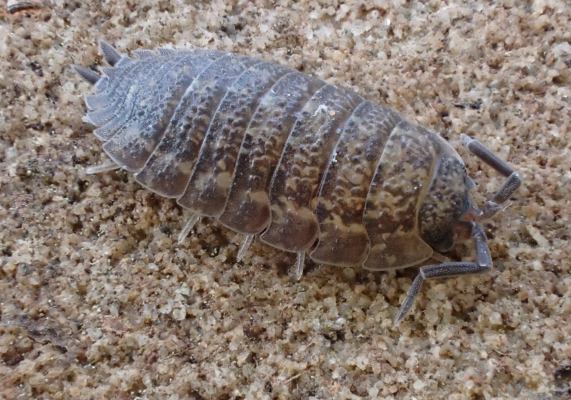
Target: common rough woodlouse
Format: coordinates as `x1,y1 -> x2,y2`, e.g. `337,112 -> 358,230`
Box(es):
73,41 -> 522,323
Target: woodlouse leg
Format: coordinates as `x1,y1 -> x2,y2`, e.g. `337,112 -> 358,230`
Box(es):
461,134 -> 522,219
394,222 -> 492,325
85,160 -> 120,175
178,214 -> 200,244
291,252 -> 306,281
236,234 -> 254,262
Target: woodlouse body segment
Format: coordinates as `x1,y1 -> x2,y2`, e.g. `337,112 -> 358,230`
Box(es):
103,51 -> 224,172
310,102 -> 400,267
362,121 -> 437,271
75,41 -> 522,323
135,54 -> 253,197
218,72 -> 325,234
178,61 -> 291,217
260,85 -> 363,253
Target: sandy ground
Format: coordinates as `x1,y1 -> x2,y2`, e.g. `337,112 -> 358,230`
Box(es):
1,1 -> 570,399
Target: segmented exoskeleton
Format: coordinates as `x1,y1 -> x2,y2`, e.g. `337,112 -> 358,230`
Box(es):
74,42 -> 522,323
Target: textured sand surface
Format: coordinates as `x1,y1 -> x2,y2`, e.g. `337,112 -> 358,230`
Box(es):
1,1 -> 570,399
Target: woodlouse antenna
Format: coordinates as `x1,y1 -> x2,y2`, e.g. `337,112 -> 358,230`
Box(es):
394,222 -> 493,325
461,134 -> 522,221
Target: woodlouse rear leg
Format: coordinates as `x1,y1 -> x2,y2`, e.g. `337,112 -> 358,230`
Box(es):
178,214 -> 200,244
236,234 -> 255,262
461,135 -> 522,219
394,222 -> 492,325
292,252 -> 306,281
85,160 -> 120,175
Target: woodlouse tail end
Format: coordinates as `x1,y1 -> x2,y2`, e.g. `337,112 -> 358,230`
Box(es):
73,64 -> 100,85
99,40 -> 122,66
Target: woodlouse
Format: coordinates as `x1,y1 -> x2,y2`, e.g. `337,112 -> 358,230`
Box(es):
74,41 -> 522,323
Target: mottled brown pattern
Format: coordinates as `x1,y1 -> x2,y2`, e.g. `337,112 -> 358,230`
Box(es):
81,45 -> 476,269
84,59 -> 138,124
91,58 -> 165,140
134,55 -> 255,197
419,152 -> 472,252
80,44 -> 480,273
363,121 -> 438,270
177,61 -> 290,216
260,85 -> 363,252
103,52 -> 218,172
310,102 -> 400,266
3,2 -> 568,398
219,72 -> 324,234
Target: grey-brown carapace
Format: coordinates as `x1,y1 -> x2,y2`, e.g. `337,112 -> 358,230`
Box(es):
74,41 -> 522,324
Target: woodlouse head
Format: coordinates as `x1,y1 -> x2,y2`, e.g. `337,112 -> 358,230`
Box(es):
418,154 -> 474,253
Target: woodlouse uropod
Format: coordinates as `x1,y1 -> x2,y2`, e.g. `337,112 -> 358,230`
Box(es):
73,41 -> 522,323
